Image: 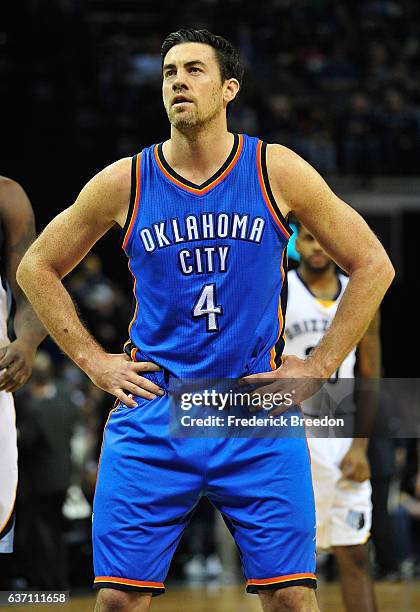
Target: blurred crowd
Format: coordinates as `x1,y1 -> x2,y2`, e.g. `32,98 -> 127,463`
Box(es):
4,0 -> 420,193
0,254 -> 419,591
2,0 -> 420,594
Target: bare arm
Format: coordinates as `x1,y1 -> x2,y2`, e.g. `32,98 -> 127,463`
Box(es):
17,158 -> 163,407
340,311 -> 381,482
268,145 -> 394,378
0,178 -> 46,391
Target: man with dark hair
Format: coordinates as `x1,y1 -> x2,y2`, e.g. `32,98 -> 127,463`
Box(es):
18,28 -> 393,612
0,177 -> 45,555
161,29 -> 244,87
285,224 -> 379,612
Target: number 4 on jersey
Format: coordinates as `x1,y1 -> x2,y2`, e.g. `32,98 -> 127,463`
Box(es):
192,283 -> 223,332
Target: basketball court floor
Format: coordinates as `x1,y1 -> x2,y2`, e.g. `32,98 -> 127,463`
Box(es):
0,582 -> 419,611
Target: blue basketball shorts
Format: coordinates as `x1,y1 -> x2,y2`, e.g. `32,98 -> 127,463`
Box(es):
92,394 -> 316,596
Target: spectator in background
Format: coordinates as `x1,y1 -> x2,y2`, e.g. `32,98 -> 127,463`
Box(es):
341,93 -> 382,179
263,93 -> 299,150
381,89 -> 419,175
67,254 -> 131,353
296,108 -> 337,175
15,351 -> 79,590
391,440 -> 420,576
7,0 -> 420,181
369,437 -> 403,580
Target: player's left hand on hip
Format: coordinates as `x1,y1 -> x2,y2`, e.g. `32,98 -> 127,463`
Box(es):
339,446 -> 371,482
241,354 -> 325,413
0,339 -> 35,393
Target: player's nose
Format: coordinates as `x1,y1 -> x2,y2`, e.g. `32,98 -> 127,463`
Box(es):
172,72 -> 189,91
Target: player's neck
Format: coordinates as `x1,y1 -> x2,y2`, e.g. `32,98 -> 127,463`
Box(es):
298,264 -> 339,299
164,121 -> 233,182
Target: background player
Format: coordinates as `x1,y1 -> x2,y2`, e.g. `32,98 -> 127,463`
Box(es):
17,29 -> 393,612
285,222 -> 379,612
0,177 -> 45,553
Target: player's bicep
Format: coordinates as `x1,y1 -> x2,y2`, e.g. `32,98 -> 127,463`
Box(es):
294,189 -> 378,275
0,180 -> 37,291
29,204 -> 115,279
270,146 -> 385,274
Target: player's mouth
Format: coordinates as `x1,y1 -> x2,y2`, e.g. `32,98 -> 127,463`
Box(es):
172,95 -> 193,106
310,254 -> 328,265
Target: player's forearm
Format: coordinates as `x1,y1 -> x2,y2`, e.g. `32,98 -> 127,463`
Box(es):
354,317 -> 381,439
17,261 -> 105,373
306,259 -> 393,378
13,299 -> 47,350
350,437 -> 368,451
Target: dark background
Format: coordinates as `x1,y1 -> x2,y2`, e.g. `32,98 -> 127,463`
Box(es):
1,0 -> 420,594
2,0 -> 420,370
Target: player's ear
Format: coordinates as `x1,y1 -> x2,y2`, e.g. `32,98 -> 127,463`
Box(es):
223,79 -> 240,105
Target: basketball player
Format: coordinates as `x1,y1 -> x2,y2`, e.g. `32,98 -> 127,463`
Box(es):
0,177 -> 45,553
285,223 -> 379,612
17,30 -> 394,612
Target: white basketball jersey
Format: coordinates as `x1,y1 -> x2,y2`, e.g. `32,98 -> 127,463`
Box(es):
0,226 -> 16,550
0,248 -> 10,346
284,269 -> 356,415
0,281 -> 9,346
285,269 -> 356,374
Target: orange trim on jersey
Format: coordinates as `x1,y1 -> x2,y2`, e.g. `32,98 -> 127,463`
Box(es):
256,140 -> 291,240
247,572 -> 316,587
94,576 -> 164,589
270,246 -> 287,370
127,258 -> 138,338
122,154 -> 141,251
154,135 -> 243,195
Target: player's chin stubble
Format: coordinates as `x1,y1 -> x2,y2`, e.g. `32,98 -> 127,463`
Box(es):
169,108 -> 200,131
167,92 -> 222,132
304,260 -> 334,274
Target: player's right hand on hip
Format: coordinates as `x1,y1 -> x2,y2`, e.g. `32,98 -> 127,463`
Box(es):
87,353 -> 164,407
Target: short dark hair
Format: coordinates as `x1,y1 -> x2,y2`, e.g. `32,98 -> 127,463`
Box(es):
161,28 -> 244,86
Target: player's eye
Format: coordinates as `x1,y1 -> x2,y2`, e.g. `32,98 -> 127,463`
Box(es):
165,70 -> 175,77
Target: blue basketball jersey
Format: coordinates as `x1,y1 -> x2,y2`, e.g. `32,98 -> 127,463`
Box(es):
121,133 -> 292,379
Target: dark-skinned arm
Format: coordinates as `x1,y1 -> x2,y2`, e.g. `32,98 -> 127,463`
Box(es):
340,311 -> 381,482
0,178 -> 46,391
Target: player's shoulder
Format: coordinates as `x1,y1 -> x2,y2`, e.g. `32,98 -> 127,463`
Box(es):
0,175 -> 16,187
97,157 -> 133,187
264,143 -> 318,209
265,143 -> 309,175
0,175 -> 25,196
74,157 -> 137,226
0,176 -> 34,222
82,157 -> 135,203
